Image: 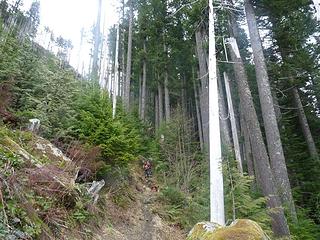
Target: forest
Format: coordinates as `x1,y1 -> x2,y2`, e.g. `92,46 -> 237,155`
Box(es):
0,0 -> 320,239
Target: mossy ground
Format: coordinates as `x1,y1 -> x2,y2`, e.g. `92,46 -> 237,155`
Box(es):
187,219 -> 268,240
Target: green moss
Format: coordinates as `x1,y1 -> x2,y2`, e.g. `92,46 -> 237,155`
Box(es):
187,222 -> 222,240
188,219 -> 267,240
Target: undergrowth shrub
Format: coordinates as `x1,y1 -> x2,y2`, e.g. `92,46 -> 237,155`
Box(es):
71,89 -> 142,167
154,108 -> 209,230
65,142 -> 110,181
289,209 -> 320,239
156,186 -> 208,229
223,155 -> 271,234
154,109 -> 274,233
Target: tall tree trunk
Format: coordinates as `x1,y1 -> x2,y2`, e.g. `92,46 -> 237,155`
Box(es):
292,87 -> 319,159
181,73 -> 187,115
240,112 -> 254,177
244,0 -> 297,221
208,1 -> 225,225
121,0 -> 126,97
155,94 -> 159,131
227,32 -> 290,237
107,58 -> 112,94
223,72 -> 243,173
217,70 -> 232,150
158,81 -> 164,126
138,71 -> 142,117
164,45 -> 170,122
112,24 -> 120,119
164,66 -> 170,122
270,13 -> 319,161
91,0 -> 102,81
193,73 -> 204,151
123,0 -> 133,112
140,40 -> 147,120
195,27 -> 209,149
272,90 -> 282,124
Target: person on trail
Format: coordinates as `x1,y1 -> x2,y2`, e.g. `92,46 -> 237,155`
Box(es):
143,160 -> 152,178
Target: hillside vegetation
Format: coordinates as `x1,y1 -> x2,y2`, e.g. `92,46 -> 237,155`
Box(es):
1,0 -> 320,239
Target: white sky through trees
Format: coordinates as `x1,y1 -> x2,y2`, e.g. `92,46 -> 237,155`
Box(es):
20,0 -> 119,73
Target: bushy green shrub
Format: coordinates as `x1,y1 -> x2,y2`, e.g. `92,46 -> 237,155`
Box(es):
161,186 -> 186,206
223,155 -> 271,233
71,89 -> 142,167
289,209 -> 320,240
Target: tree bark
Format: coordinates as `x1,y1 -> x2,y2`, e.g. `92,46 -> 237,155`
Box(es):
121,0 -> 126,97
164,66 -> 170,122
272,90 -> 282,124
244,0 -> 296,221
138,71 -> 142,117
158,81 -> 164,126
228,32 -> 290,237
181,73 -> 187,116
123,0 -> 133,112
208,1 -> 225,225
223,72 -> 243,173
112,24 -> 120,119
217,70 -> 232,150
195,27 -> 209,149
240,112 -> 254,177
193,72 -> 204,151
292,87 -> 319,159
140,40 -> 147,120
155,93 -> 159,131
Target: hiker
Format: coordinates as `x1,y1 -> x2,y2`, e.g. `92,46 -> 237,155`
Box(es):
151,185 -> 159,192
143,160 -> 152,178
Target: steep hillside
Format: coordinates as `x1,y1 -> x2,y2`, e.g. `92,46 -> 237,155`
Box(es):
0,127 -> 185,240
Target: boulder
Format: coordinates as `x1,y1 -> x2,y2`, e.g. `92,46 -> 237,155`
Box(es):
28,118 -> 40,133
31,136 -> 71,163
187,219 -> 268,240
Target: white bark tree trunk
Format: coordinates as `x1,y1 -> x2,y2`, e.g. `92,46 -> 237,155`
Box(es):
112,24 -> 120,119
91,0 -> 102,80
223,72 -> 243,173
208,0 -> 225,225
121,0 -> 126,97
217,70 -> 232,150
123,0 -> 133,112
164,45 -> 170,122
194,71 -> 204,151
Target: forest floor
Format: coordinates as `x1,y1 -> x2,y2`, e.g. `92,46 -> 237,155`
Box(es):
95,165 -> 186,240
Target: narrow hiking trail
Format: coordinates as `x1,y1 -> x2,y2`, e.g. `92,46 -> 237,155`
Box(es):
96,165 -> 185,240
141,188 -> 155,239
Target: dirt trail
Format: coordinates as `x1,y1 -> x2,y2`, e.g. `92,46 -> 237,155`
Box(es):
142,190 -> 154,239
96,169 -> 185,240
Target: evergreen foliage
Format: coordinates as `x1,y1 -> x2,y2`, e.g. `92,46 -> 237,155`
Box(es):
1,0 -> 320,238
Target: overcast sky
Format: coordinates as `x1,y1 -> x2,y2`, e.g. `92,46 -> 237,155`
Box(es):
20,0 -> 119,72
